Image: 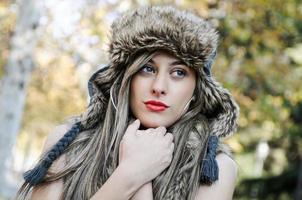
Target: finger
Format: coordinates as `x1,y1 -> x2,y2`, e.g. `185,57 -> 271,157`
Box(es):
164,132 -> 174,143
123,119 -> 140,139
154,126 -> 167,136
144,128 -> 154,134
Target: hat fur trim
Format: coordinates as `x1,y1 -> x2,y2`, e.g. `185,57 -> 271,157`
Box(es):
109,5 -> 218,74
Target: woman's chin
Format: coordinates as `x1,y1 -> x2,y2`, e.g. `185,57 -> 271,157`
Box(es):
139,119 -> 172,129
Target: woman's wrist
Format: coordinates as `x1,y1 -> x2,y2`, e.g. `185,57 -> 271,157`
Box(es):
130,182 -> 153,200
138,182 -> 152,193
90,164 -> 142,200
117,162 -> 146,190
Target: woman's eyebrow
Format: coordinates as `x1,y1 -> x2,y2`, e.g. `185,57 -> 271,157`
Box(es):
148,59 -> 186,66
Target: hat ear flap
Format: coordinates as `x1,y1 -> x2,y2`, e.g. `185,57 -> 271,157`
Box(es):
87,65 -> 110,98
80,65 -> 114,129
201,76 -> 239,138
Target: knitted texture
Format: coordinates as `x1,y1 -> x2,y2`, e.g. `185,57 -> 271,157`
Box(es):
200,135 -> 219,184
23,121 -> 83,185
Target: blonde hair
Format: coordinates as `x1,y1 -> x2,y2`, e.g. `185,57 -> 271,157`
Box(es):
17,50 -> 230,200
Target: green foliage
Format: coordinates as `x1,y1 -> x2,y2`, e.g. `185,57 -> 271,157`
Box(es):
201,0 -> 302,199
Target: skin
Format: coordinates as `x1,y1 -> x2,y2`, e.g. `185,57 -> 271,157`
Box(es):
30,51 -> 237,200
130,50 -> 196,128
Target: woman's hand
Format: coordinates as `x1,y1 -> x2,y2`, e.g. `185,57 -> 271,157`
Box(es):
118,119 -> 174,185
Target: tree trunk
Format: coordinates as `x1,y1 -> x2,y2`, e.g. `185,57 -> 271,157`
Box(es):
0,0 -> 42,197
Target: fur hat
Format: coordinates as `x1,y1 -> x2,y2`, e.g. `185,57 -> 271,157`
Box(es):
24,5 -> 239,186
89,5 -> 239,138
108,5 -> 218,76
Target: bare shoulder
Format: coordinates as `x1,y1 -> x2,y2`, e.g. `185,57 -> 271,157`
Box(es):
42,123 -> 72,152
194,153 -> 238,200
216,153 -> 238,179
41,123 -> 74,172
31,123 -> 72,200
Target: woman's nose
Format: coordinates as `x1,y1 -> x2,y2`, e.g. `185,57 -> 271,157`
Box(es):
151,75 -> 167,97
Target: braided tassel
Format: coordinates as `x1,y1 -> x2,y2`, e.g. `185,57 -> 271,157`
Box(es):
200,135 -> 219,185
23,122 -> 83,185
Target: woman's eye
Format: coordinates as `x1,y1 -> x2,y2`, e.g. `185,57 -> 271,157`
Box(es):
172,69 -> 187,78
140,65 -> 155,74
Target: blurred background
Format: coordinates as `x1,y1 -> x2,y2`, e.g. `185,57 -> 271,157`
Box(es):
0,0 -> 301,199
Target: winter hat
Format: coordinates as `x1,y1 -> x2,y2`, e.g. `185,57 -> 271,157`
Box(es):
24,5 -> 239,186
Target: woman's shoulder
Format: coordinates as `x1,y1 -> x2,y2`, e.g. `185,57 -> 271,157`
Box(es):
215,141 -> 238,177
195,152 -> 238,200
216,152 -> 238,179
41,123 -> 73,173
42,123 -> 72,153
31,123 -> 72,200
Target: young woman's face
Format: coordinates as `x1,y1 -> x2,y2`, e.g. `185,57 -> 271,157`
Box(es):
130,50 -> 196,128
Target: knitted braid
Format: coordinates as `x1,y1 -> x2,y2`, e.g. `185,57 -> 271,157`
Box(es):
164,174 -> 178,200
175,171 -> 190,199
164,144 -> 192,200
164,165 -> 190,200
80,93 -> 108,129
23,121 -> 83,185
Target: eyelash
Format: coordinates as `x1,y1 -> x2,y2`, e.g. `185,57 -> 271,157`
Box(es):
140,65 -> 187,78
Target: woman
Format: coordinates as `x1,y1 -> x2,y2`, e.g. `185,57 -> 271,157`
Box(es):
17,5 -> 239,200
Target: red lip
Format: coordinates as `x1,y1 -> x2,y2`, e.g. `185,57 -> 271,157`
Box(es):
144,100 -> 168,107
144,100 -> 169,112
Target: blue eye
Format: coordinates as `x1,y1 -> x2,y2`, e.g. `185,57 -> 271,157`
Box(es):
172,69 -> 187,78
138,65 -> 187,78
140,65 -> 155,74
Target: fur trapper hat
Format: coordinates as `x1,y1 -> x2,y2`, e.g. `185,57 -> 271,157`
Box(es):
89,5 -> 239,138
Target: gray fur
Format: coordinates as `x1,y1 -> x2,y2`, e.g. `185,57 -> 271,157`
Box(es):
91,5 -> 239,138
109,5 -> 219,73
